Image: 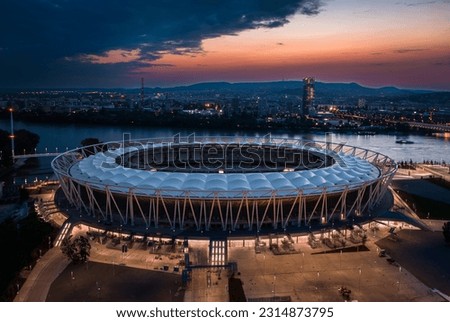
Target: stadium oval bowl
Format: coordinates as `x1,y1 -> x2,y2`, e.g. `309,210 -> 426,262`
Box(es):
51,136 -> 397,236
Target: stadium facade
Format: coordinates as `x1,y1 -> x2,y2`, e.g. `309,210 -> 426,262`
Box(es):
51,135 -> 396,235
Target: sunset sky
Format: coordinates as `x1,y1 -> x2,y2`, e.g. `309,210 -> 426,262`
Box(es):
1,0 -> 449,90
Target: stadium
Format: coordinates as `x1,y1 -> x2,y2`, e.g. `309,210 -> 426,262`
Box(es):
51,135 -> 397,236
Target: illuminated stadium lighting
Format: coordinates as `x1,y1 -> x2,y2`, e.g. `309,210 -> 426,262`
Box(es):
51,136 -> 397,236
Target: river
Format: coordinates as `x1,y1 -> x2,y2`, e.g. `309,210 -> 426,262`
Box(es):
1,119 -> 449,184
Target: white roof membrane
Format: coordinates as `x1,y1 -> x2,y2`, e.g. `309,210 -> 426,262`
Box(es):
68,144 -> 381,198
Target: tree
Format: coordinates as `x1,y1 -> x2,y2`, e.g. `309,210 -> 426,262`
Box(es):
80,138 -> 104,155
443,222 -> 450,244
0,129 -> 40,166
61,235 -> 91,264
81,138 -> 101,147
0,211 -> 54,300
14,129 -> 40,155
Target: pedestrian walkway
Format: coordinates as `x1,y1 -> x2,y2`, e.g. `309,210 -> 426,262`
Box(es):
418,164 -> 450,183
14,224 -> 185,302
14,248 -> 70,302
432,289 -> 450,301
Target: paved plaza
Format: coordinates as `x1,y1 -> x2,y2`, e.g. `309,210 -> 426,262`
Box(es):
228,234 -> 441,302
15,220 -> 448,302
188,224 -> 444,302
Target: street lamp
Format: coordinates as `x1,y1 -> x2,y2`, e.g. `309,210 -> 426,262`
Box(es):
96,281 -> 101,299
272,274 -> 276,297
314,271 -> 320,300
301,252 -> 304,272
263,254 -> 266,275
9,108 -> 15,159
358,268 -> 362,293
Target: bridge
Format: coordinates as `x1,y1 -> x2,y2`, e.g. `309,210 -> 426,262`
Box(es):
14,152 -> 61,159
406,121 -> 450,133
5,109 -> 74,160
337,112 -> 450,133
11,147 -> 71,160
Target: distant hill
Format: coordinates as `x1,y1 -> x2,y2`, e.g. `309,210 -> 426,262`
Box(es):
144,81 -> 449,107
152,81 -> 302,93
2,81 -> 445,103
145,81 -> 435,98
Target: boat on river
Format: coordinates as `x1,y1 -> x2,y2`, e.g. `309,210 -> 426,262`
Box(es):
395,139 -> 414,144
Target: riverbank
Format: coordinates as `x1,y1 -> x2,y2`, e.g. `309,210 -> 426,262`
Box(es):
0,108 -> 440,136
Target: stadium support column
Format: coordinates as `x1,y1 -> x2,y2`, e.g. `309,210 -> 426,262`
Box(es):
85,184 -> 105,220
320,188 -> 328,224
173,199 -> 181,230
225,200 -> 232,231
127,189 -> 135,226
297,191 -> 306,227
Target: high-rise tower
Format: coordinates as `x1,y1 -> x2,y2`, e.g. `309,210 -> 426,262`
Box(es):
302,77 -> 315,115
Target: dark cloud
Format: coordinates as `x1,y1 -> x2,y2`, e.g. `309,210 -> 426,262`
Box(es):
434,61 -> 450,66
395,1 -> 438,6
394,48 -> 427,54
395,0 -> 450,7
0,0 -> 324,87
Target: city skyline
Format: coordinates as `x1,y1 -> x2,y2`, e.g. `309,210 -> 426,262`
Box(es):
1,0 -> 449,90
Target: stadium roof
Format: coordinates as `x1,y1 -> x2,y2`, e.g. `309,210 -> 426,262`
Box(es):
68,145 -> 380,198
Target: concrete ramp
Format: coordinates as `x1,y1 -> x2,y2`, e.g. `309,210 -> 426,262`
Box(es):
392,179 -> 450,205
375,211 -> 431,231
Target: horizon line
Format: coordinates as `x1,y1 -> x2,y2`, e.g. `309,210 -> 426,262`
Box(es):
0,79 -> 448,93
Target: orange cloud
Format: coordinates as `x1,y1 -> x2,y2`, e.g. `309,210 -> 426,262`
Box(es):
74,49 -> 142,64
